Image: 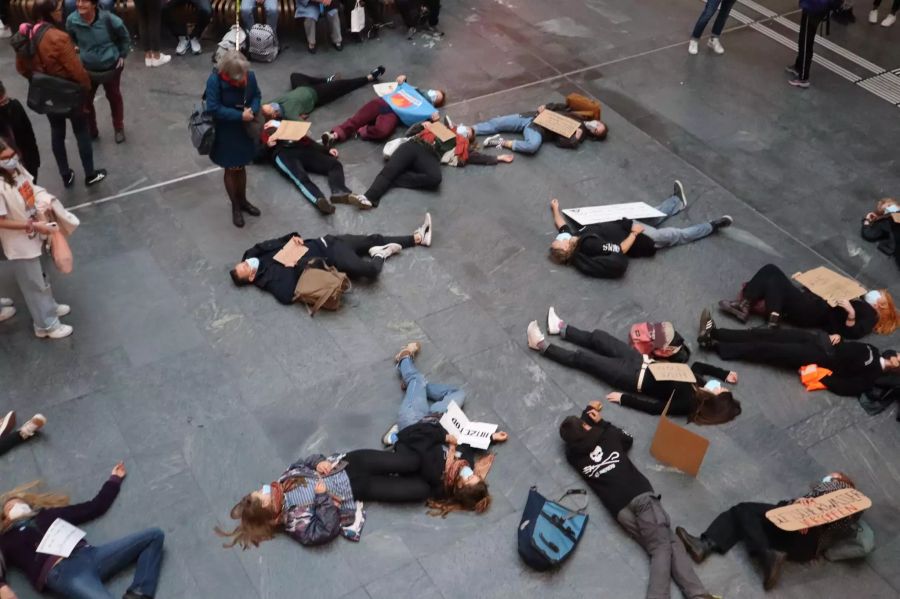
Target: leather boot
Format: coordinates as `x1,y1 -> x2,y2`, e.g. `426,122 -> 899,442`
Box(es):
718,298 -> 750,323
230,196 -> 244,228
675,527 -> 713,564
240,199 -> 261,217
762,549 -> 786,591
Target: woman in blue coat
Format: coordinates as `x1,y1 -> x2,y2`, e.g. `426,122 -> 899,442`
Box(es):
205,49 -> 262,227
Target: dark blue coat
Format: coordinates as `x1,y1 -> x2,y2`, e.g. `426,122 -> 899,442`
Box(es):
206,70 -> 261,168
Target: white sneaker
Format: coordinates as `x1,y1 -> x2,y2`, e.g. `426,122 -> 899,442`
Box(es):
0,24 -> 12,39
526,320 -> 545,351
145,56 -> 153,67
415,212 -> 432,247
0,306 -> 15,322
176,36 -> 190,56
483,134 -> 504,148
0,411 -> 15,437
547,306 -> 563,335
882,13 -> 897,26
56,304 -> 71,317
869,9 -> 879,23
190,37 -> 202,54
151,53 -> 172,67
688,39 -> 699,55
382,423 -> 399,447
351,194 -> 373,210
674,180 -> 687,209
369,243 -> 402,259
0,297 -> 12,307
708,37 -> 725,55
19,414 -> 46,438
35,323 -> 73,339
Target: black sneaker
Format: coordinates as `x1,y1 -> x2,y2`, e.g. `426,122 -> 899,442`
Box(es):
321,132 -> 335,147
62,169 -> 76,188
370,65 -> 385,80
85,169 -> 107,187
711,216 -> 733,230
332,41 -> 343,52
698,308 -> 715,348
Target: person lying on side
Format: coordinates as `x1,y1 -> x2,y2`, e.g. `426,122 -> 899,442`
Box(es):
861,197 -> 898,260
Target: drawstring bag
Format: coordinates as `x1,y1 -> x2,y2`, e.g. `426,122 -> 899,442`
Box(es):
350,0 -> 366,33
518,487 -> 588,571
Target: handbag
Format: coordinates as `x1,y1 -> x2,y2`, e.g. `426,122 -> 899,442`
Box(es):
517,486 -> 588,571
27,72 -> 85,117
189,100 -> 216,155
48,230 -> 73,274
350,0 -> 366,32
293,259 -> 351,316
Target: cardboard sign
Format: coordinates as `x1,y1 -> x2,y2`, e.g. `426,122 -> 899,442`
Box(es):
439,401 -> 498,450
36,519 -> 86,558
273,238 -> 309,267
649,397 -> 709,477
533,109 -> 581,139
891,213 -> 900,224
792,267 -> 867,305
765,488 -> 872,532
562,202 -> 667,226
373,82 -> 398,97
424,121 -> 457,143
269,120 -> 311,142
648,362 -> 697,383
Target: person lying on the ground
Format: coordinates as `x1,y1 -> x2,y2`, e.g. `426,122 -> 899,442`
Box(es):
382,342 -> 507,517
861,197 -> 900,267
675,472 -> 861,592
718,263 -> 898,338
260,66 -> 386,121
698,310 -> 900,396
548,183 -> 733,279
473,93 -> 608,155
354,123 -> 513,209
559,405 -> 719,599
320,75 -> 446,146
528,308 -> 742,424
0,411 -> 46,458
217,450 -> 431,548
259,120 -> 362,215
0,462 -> 164,599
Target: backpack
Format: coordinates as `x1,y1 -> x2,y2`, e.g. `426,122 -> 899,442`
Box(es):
517,487 -> 588,571
629,322 -> 690,363
571,234 -> 629,279
248,23 -> 278,62
212,25 -> 248,64
11,24 -> 86,116
292,259 -> 351,316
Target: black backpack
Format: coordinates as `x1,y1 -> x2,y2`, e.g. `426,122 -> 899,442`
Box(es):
571,234 -> 629,279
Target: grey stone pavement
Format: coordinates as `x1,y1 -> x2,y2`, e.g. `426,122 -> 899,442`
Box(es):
1,0 -> 900,597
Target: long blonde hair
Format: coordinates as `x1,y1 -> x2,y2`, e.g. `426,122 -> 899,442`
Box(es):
1,481 -> 69,532
215,493 -> 281,550
873,290 -> 900,335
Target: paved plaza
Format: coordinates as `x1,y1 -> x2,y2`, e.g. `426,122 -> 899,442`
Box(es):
1,0 -> 899,597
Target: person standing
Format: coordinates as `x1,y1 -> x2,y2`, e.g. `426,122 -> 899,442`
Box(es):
207,50 -> 262,228
134,0 -> 170,67
241,0 -> 279,32
66,0 -> 131,143
788,0 -> 837,89
0,81 -> 40,182
688,0 -> 737,55
869,0 -> 898,26
15,0 -> 107,187
294,0 -> 342,53
162,0 -> 211,56
0,0 -> 12,37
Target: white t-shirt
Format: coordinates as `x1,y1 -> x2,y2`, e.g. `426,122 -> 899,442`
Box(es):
0,168 -> 48,260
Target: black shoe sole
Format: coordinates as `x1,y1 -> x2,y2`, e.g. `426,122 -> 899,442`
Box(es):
316,197 -> 336,214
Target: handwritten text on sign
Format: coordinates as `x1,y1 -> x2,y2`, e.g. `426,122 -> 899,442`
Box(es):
765,488 -> 872,532
439,401 -> 498,450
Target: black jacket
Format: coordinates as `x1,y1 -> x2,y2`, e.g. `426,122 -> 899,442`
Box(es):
821,342 -> 887,397
621,361 -> 733,417
241,233 -> 326,305
0,99 -> 40,177
395,419 -> 477,499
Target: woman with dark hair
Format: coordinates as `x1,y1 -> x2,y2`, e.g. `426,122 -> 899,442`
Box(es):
718,263 -> 898,338
0,81 -> 40,181
206,49 -> 262,228
527,307 -> 742,424
861,197 -> 900,267
15,0 -> 107,187
676,472 -> 860,591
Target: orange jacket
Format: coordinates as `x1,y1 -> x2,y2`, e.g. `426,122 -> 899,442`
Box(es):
16,25 -> 91,92
800,364 -> 833,391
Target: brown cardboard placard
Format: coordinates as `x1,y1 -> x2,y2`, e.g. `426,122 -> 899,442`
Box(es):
270,121 -> 311,142
892,213 -> 900,223
648,362 -> 697,383
533,109 -> 581,139
273,238 -> 309,267
424,121 -> 457,143
765,488 -> 872,532
792,266 -> 867,305
649,396 -> 709,477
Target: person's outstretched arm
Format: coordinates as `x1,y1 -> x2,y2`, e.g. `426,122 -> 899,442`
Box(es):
550,198 -> 567,230
45,462 -> 126,525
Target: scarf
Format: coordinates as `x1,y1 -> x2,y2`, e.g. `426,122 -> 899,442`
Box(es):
443,456 -> 469,495
219,71 -> 247,88
418,129 -> 470,164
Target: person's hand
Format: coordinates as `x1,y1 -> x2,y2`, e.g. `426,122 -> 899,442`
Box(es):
574,128 -> 583,140
116,57 -> 124,69
829,334 -> 842,346
322,0 -> 332,6
865,212 -> 878,222
430,111 -> 440,121
794,497 -> 817,506
631,224 -> 645,235
315,461 -> 333,476
836,299 -> 855,316
331,494 -> 342,507
606,392 -> 622,404
799,527 -> 809,535
491,431 -> 508,443
33,222 -> 57,235
291,236 -> 304,246
242,107 -> 254,122
0,584 -> 19,599
726,371 -> 738,384
550,198 -> 559,211
445,434 -> 458,446
329,148 -> 339,158
314,478 -> 326,494
497,154 -> 514,163
111,461 -> 127,479
266,137 -> 277,148
537,104 -> 545,113
396,75 -> 407,84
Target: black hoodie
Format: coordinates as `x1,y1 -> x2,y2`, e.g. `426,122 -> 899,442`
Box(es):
564,420 -> 653,516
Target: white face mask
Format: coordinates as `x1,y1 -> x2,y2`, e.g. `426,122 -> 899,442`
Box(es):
426,89 -> 439,103
703,379 -> 722,391
585,120 -> 602,133
822,475 -> 834,483
0,157 -> 18,171
261,484 -> 272,496
455,125 -> 470,139
865,290 -> 882,306
7,502 -> 32,521
459,466 -> 474,480
555,232 -> 572,243
884,204 -> 899,214
245,257 -> 260,273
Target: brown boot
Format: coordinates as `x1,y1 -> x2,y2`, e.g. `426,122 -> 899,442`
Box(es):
394,341 -> 421,363
718,299 -> 750,323
231,200 -> 244,227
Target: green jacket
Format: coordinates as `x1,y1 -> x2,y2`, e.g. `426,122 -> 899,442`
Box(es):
269,86 -> 318,120
66,9 -> 130,71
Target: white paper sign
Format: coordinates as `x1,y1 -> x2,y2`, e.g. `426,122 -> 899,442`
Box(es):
439,401 -> 498,450
373,82 -> 398,97
563,202 -> 666,226
36,519 -> 86,558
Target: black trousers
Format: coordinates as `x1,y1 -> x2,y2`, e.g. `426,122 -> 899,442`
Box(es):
273,145 -> 351,203
703,502 -> 819,562
743,263 -> 803,316
365,142 -> 442,206
134,0 -> 163,52
0,431 -> 25,456
289,72 -> 370,108
794,10 -> 826,81
873,0 -> 900,12
326,233 -> 415,280
713,327 -> 830,367
344,449 -> 431,502
542,325 -> 642,391
162,0 -> 211,38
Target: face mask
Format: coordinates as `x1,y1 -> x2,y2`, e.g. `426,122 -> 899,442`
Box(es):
0,157 -> 18,171
245,257 -> 260,273
7,502 -> 32,521
459,466 -> 474,480
426,89 -> 439,103
864,290 -> 882,306
261,484 -> 272,496
703,379 -> 722,392
884,205 -> 899,214
585,120 -> 601,133
455,125 -> 470,139
555,232 -> 572,243
822,475 -> 834,483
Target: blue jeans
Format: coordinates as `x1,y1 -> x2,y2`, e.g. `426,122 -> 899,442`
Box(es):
691,0 -> 737,39
241,0 -> 279,29
473,114 -> 543,155
639,195 -> 713,248
397,357 -> 465,431
45,528 -> 165,599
